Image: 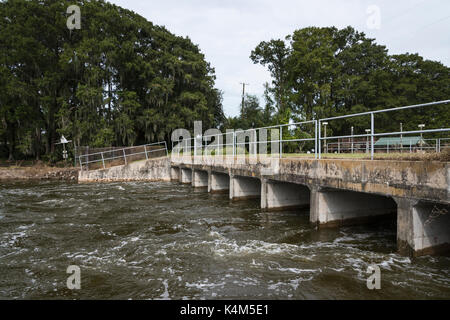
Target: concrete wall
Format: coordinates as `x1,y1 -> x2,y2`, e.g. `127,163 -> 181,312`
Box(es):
310,187 -> 397,228
180,168 -> 192,184
78,157 -> 170,182
192,169 -> 208,188
396,198 -> 450,256
183,158 -> 448,204
230,175 -> 261,201
170,167 -> 180,182
209,171 -> 230,193
262,179 -> 310,211
276,159 -> 449,205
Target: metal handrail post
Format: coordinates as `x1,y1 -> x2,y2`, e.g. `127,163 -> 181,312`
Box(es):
279,125 -> 283,159
370,113 -> 374,160
144,145 -> 148,160
233,131 -> 236,161
164,141 -> 168,157
194,136 -> 197,158
101,152 -> 105,169
79,156 -> 83,170
217,134 -> 220,157
318,120 -> 322,159
314,120 -> 318,159
123,149 -> 127,165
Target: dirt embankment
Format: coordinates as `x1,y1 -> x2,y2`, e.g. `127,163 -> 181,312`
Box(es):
0,163 -> 79,182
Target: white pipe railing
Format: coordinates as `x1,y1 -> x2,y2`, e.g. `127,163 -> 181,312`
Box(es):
172,99 -> 449,161
79,141 -> 168,170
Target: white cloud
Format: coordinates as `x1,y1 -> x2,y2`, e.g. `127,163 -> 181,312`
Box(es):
109,0 -> 450,117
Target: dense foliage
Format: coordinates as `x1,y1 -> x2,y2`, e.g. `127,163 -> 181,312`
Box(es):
0,0 -> 224,161
1,2 -> 449,162
228,26 -> 450,142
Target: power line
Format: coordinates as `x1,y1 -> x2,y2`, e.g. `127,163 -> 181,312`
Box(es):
414,14 -> 450,33
382,0 -> 431,25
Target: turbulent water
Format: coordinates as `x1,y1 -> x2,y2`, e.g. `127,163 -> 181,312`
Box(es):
0,181 -> 449,300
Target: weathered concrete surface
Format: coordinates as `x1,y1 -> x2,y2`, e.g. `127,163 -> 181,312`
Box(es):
180,168 -> 192,184
310,187 -> 397,228
396,198 -> 450,257
170,167 -> 180,182
78,157 -> 170,182
262,179 -> 310,211
173,157 -> 449,204
192,169 -> 208,188
230,175 -> 261,200
209,171 -> 230,193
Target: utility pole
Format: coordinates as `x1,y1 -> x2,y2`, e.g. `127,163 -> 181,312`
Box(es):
240,82 -> 249,114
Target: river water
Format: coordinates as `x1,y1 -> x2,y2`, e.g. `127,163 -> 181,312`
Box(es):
0,181 -> 449,299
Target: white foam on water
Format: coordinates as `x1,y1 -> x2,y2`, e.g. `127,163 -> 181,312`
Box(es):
208,231 -> 225,240
1,230 -> 27,248
155,249 -> 167,256
37,199 -> 64,205
211,238 -> 300,258
275,267 -> 320,274
185,280 -> 226,290
18,224 -> 34,230
329,267 -> 345,272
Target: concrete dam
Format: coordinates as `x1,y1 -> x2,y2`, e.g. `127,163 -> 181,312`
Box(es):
79,156 -> 450,257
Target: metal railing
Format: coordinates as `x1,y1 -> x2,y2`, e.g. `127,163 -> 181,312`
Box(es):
325,138 -> 450,154
318,100 -> 450,159
171,99 -> 450,161
79,142 -> 168,170
172,120 -> 318,159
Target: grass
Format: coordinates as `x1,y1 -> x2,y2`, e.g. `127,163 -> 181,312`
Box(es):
284,150 -> 450,161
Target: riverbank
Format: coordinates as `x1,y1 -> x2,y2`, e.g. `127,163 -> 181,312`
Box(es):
0,163 -> 78,182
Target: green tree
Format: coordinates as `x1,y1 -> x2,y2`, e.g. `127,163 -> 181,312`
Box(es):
0,0 -> 224,161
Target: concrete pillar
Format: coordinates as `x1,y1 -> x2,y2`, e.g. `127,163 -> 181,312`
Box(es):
261,178 -> 267,209
209,171 -> 230,193
310,187 -> 396,228
192,169 -> 208,188
180,168 -> 192,184
261,180 -> 310,211
230,175 -> 261,201
396,198 -> 450,256
170,167 -> 180,182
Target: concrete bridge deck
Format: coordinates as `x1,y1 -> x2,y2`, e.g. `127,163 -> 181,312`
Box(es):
79,156 -> 450,257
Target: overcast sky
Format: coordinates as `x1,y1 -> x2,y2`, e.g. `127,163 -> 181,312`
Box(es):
109,0 -> 450,117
